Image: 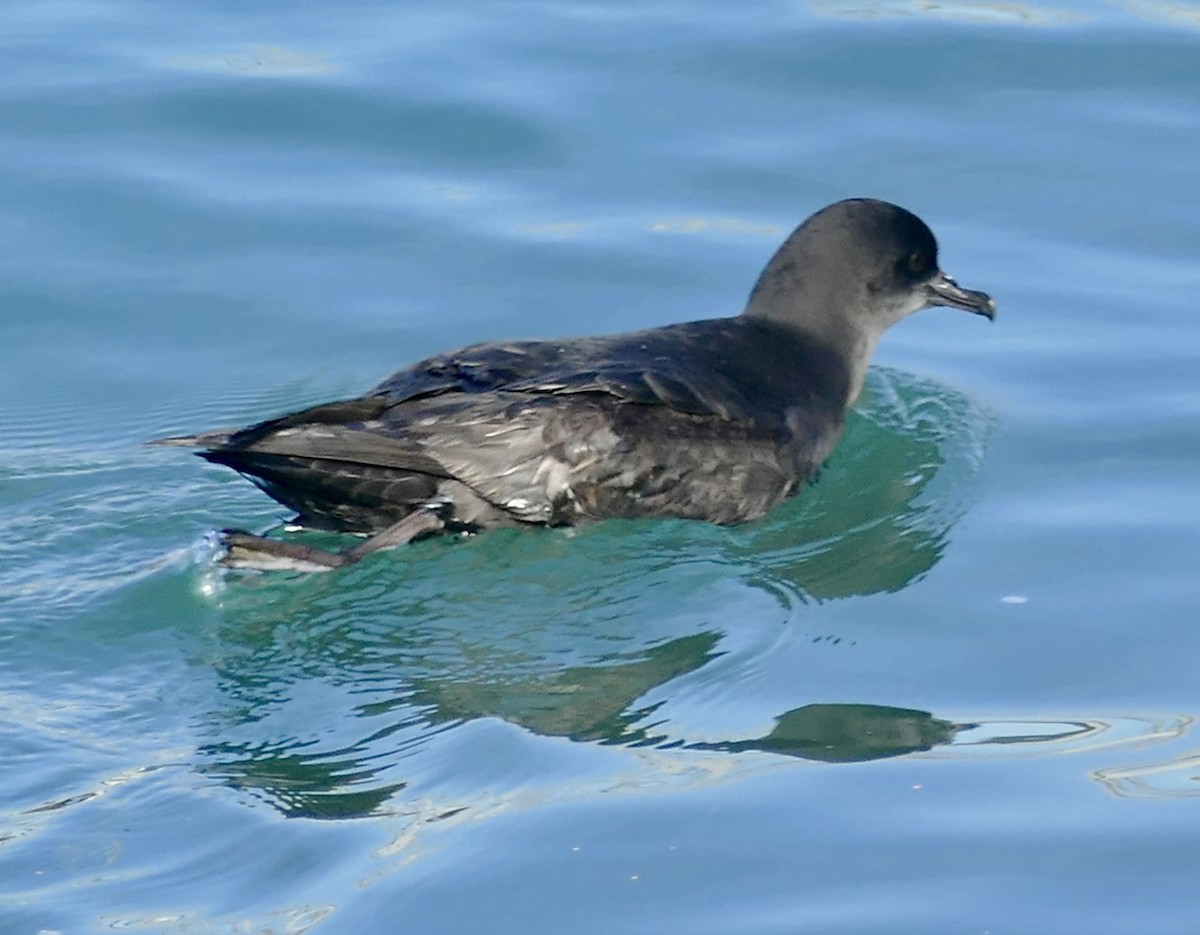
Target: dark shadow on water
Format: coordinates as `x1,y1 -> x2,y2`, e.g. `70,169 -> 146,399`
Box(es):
191,367 -> 995,818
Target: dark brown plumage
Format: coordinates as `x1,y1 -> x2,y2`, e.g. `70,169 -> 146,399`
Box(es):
155,198 -> 995,569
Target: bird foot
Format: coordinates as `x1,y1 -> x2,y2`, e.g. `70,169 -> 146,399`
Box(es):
217,508 -> 446,572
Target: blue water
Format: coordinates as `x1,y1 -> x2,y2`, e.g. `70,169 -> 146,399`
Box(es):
4,1 -> 1200,932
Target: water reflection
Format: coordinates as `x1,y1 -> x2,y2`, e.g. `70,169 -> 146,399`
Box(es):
200,692 -> 1200,821
201,631 -> 722,819
201,738 -> 407,820
197,368 -> 992,817
405,631 -> 723,744
1095,750 -> 1200,799
810,0 -> 1088,26
689,703 -> 966,762
739,367 -> 992,600
203,699 -> 965,819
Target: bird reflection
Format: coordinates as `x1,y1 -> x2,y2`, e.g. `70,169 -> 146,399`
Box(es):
201,696 -> 967,819
688,703 -> 966,762
197,368 -> 993,819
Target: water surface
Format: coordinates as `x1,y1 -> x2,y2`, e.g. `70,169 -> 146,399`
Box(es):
3,1 -> 1200,932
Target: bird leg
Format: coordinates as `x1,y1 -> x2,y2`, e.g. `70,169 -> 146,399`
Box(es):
345,508 -> 446,561
218,508 -> 446,572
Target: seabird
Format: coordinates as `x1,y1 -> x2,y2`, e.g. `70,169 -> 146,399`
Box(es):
154,198 -> 995,571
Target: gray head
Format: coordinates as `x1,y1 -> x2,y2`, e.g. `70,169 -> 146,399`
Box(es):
743,198 -> 995,400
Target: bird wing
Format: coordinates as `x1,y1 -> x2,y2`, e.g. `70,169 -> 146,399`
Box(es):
161,317 -> 847,527
367,319 -> 772,421
362,391 -> 802,525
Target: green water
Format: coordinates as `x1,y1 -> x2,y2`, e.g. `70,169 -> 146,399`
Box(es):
3,1 -> 1200,932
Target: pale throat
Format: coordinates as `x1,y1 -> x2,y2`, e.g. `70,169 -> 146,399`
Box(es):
842,295 -> 928,405
844,328 -> 883,405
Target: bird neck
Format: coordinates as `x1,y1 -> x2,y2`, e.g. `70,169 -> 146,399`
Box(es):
840,328 -> 881,406
743,299 -> 879,407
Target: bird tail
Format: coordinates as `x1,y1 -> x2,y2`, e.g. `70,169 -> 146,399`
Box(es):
145,429 -> 237,449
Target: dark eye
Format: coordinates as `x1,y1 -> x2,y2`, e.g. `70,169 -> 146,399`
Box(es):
907,252 -> 928,275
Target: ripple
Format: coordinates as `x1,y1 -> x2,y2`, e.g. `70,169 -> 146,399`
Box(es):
942,713 -> 1191,759
1118,0 -> 1200,29
161,45 -> 340,78
733,366 -> 995,602
811,0 -> 1089,26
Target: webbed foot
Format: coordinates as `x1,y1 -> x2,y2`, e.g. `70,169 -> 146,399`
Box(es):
218,508 -> 447,572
